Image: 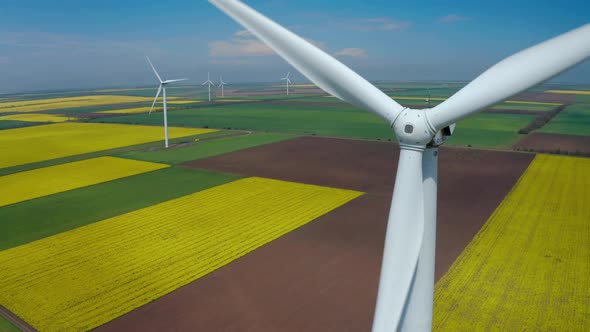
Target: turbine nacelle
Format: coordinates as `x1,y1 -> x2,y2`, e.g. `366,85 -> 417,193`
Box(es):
392,108 -> 435,148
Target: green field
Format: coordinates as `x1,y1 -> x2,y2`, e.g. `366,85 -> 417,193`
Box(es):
575,94 -> 590,103
0,317 -> 19,332
492,102 -> 558,112
447,113 -> 535,148
540,104 -> 590,136
0,120 -> 44,130
0,167 -> 241,251
121,132 -> 297,164
93,103 -> 395,140
94,102 -> 539,148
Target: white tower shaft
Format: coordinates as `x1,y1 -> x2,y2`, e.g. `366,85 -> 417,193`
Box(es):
163,87 -> 169,148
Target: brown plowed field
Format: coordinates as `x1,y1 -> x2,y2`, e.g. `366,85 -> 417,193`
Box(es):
97,137 -> 533,332
514,132 -> 590,155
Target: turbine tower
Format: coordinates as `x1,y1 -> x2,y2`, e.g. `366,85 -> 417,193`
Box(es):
281,71 -> 291,95
218,76 -> 228,97
210,1 -> 590,331
202,72 -> 215,102
146,56 -> 188,148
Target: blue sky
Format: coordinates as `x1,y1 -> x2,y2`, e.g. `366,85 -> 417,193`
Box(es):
0,0 -> 588,93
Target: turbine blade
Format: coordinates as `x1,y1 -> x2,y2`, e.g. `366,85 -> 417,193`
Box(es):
429,24 -> 590,130
146,56 -> 163,83
372,148 -> 425,332
149,85 -> 163,115
209,0 -> 404,124
163,78 -> 188,84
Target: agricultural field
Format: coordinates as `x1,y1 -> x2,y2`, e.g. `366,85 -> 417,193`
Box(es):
97,102 -> 536,149
447,113 -> 536,148
93,103 -> 395,141
97,107 -> 163,114
540,104 -> 590,136
0,113 -> 71,123
120,132 -> 298,164
0,316 -> 19,332
490,102 -> 558,112
0,83 -> 589,331
0,177 -> 361,331
0,120 -> 43,130
0,167 -> 241,251
0,157 -> 168,207
0,95 -> 174,113
434,154 -> 590,330
100,136 -> 535,331
0,122 -> 215,169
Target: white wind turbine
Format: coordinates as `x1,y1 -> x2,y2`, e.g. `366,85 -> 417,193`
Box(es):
210,1 -> 590,331
218,76 -> 228,97
147,56 -> 188,148
203,72 -> 215,102
281,71 -> 292,95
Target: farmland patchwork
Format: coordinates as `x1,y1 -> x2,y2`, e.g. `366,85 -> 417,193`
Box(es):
0,122 -> 216,168
0,156 -> 168,207
0,177 -> 362,331
0,95 -> 179,113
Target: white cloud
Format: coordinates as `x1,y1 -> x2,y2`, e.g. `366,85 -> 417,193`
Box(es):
334,48 -> 367,58
209,30 -> 324,57
438,14 -> 473,23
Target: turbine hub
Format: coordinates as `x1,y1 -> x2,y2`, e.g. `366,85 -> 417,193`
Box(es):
393,108 -> 435,148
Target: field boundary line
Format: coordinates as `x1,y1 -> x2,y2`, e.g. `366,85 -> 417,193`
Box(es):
0,305 -> 37,332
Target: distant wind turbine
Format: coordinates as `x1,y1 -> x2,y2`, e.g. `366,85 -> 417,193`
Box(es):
146,56 -> 188,148
218,76 -> 228,97
281,71 -> 292,95
202,72 -> 215,102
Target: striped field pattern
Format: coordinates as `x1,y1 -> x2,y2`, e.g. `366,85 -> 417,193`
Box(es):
0,157 -> 168,207
545,89 -> 590,95
0,113 -> 71,123
434,154 -> 590,330
0,95 -> 170,113
0,123 -> 216,168
0,177 -> 362,331
97,107 -> 162,114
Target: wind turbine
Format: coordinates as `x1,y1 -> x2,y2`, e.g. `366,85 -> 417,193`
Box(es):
147,56 -> 188,148
281,71 -> 292,95
209,1 -> 590,331
203,72 -> 215,102
218,76 -> 228,97
425,88 -> 431,106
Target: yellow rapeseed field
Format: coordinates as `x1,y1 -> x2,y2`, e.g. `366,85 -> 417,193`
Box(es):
0,113 -> 71,123
545,89 -> 590,95
0,123 -> 216,169
0,157 -> 167,207
0,177 -> 362,331
0,95 -> 180,113
167,99 -> 202,104
434,154 -> 590,331
97,107 -> 162,114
